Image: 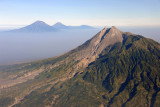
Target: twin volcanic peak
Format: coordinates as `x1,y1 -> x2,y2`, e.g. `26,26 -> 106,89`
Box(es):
10,21 -> 57,32
6,21 -> 96,32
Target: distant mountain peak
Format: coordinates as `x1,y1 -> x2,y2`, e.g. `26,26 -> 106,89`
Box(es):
33,20 -> 45,23
8,21 -> 57,32
52,22 -> 68,29
30,21 -> 49,26
54,22 -> 65,26
53,22 -> 96,29
55,22 -> 64,25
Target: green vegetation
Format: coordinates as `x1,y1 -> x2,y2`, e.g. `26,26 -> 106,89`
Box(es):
83,35 -> 160,106
0,34 -> 160,107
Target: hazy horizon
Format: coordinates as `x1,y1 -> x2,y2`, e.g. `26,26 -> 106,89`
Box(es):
0,29 -> 100,65
0,0 -> 160,65
0,26 -> 160,65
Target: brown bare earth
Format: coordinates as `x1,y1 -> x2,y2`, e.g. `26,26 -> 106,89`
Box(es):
0,68 -> 44,90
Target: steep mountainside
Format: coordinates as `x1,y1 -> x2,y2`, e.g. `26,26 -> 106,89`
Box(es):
0,27 -> 159,107
83,35 -> 160,107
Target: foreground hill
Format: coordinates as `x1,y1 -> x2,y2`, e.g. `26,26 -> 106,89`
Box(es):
0,26 -> 159,107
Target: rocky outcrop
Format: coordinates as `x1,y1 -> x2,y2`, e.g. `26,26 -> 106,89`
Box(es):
72,26 -> 127,67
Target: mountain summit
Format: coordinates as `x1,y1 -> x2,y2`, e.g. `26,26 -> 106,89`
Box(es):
52,22 -> 68,29
4,21 -> 97,33
71,26 -> 132,66
52,22 -> 96,30
31,20 -> 48,25
0,26 -> 160,107
8,21 -> 58,32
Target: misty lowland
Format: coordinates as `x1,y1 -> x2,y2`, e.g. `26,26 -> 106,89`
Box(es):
0,0 -> 160,107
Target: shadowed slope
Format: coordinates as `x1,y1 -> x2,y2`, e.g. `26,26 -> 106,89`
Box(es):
83,35 -> 160,107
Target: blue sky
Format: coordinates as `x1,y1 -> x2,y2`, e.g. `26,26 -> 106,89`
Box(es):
0,0 -> 160,26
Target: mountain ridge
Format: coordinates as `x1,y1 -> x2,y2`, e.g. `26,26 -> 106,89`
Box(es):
4,21 -> 96,33
8,21 -> 58,32
52,22 -> 96,30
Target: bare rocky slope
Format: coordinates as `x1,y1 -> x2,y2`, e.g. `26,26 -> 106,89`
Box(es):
0,26 -> 159,107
